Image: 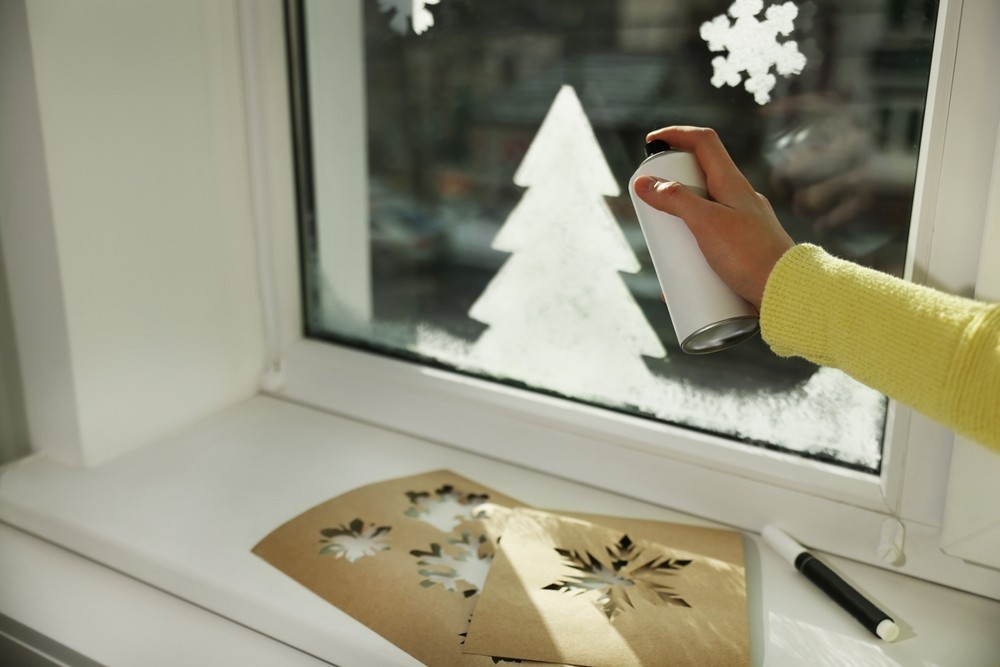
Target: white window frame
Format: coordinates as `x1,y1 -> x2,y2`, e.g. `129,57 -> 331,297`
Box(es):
258,0 -> 1000,597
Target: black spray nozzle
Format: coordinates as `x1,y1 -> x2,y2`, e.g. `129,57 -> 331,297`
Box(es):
645,139 -> 671,157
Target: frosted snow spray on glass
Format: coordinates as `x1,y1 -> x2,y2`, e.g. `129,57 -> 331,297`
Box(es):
629,140 -> 759,353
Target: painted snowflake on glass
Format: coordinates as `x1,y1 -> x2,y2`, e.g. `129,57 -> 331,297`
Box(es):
543,534 -> 692,621
378,0 -> 441,36
404,484 -> 489,532
700,0 -> 807,105
411,533 -> 492,598
318,518 -> 391,563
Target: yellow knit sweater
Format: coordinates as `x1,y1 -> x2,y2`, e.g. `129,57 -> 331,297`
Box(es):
760,244 -> 1000,453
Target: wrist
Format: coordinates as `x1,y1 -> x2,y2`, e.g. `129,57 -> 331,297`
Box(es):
749,241 -> 796,310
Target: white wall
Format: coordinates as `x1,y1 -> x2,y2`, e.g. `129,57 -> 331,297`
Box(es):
0,0 -> 266,465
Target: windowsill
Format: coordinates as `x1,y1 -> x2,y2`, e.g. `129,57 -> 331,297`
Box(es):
0,396 -> 997,665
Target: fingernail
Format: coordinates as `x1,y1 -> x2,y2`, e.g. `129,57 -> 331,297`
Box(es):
635,175 -> 665,192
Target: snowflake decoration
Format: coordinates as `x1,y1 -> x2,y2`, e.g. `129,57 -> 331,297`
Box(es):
378,0 -> 441,36
700,0 -> 807,105
543,534 -> 692,621
404,484 -> 489,532
318,518 -> 391,563
411,533 -> 492,598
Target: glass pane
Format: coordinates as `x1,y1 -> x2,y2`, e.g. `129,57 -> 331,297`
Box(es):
294,0 -> 940,473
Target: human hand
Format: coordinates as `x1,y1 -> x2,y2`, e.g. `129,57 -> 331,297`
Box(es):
632,126 -> 794,310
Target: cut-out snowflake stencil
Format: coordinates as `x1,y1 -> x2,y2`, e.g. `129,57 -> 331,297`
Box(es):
459,615 -> 523,664
543,534 -> 692,621
378,0 -> 441,36
411,533 -> 492,598
318,519 -> 391,563
700,0 -> 807,105
404,484 -> 489,532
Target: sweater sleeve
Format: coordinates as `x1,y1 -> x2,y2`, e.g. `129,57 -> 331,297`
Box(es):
760,243 -> 1000,453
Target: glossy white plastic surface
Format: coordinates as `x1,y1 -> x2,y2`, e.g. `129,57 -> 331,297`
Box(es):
1,397 -> 998,666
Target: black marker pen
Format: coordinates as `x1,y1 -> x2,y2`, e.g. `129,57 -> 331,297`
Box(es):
762,525 -> 899,642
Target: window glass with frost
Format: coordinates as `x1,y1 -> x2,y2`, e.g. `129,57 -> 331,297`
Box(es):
293,0 -> 940,473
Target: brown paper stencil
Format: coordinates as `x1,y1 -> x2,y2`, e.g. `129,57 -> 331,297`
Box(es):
462,508 -> 749,667
253,472 -> 748,667
252,470 -> 536,666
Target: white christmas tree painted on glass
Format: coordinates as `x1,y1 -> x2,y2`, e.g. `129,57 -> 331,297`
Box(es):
468,85 -> 666,398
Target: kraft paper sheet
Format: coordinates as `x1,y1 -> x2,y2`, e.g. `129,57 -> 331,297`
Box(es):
252,470 -> 542,666
252,470 -> 748,666
462,507 -> 749,666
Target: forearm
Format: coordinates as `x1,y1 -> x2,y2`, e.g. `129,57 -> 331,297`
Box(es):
760,244 -> 1000,452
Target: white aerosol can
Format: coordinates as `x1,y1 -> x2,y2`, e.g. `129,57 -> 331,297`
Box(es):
629,140 -> 759,353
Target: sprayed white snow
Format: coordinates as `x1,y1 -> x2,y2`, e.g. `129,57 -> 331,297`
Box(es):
410,322 -> 884,469
378,0 -> 441,36
700,0 -> 807,105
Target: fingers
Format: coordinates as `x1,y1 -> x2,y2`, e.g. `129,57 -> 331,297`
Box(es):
635,127 -> 795,309
644,126 -> 755,207
632,175 -> 723,230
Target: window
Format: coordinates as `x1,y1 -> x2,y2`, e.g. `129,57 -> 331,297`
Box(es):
293,0 -> 940,473
276,0 -> 1000,592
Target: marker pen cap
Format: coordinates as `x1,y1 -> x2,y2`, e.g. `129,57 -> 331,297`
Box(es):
761,524 -> 805,565
876,619 -> 900,642
629,144 -> 759,353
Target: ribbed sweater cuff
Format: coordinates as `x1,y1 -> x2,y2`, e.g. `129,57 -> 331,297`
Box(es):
759,244 -> 997,451
759,244 -> 838,364
758,241 -> 966,394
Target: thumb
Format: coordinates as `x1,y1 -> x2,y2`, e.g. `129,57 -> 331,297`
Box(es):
632,176 -> 711,226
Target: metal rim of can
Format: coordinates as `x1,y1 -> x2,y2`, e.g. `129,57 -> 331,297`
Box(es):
680,316 -> 760,354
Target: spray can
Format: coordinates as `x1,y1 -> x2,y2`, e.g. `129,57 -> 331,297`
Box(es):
628,140 -> 759,353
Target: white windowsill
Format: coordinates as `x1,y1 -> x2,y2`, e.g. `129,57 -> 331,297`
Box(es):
0,396 -> 997,666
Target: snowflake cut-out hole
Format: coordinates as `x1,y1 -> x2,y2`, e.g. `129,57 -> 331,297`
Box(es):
404,485 -> 489,532
543,534 -> 692,621
411,533 -> 492,598
318,519 -> 391,563
700,0 -> 807,105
